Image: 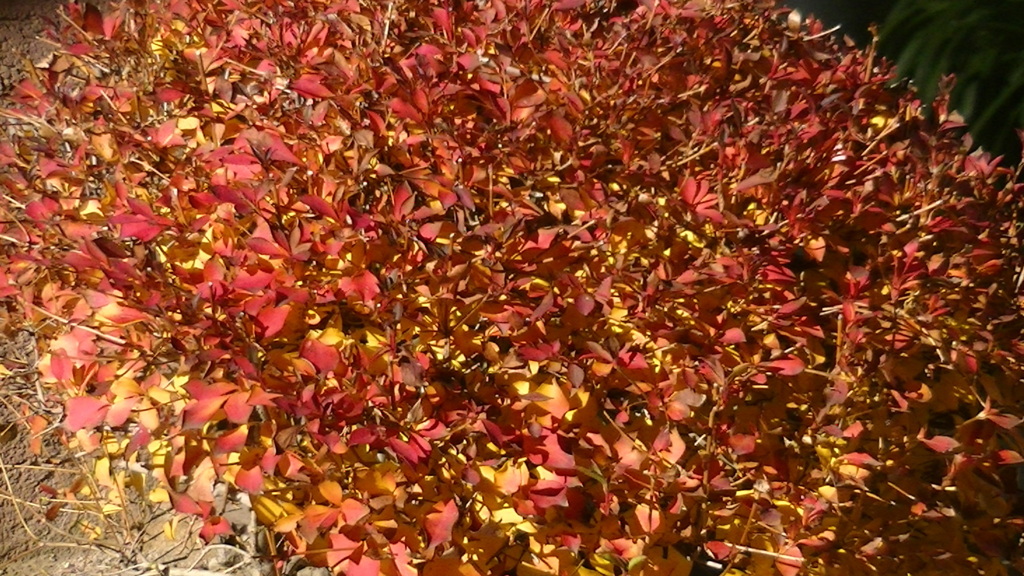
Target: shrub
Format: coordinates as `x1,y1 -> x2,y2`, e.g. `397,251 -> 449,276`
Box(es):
2,0 -> 1023,574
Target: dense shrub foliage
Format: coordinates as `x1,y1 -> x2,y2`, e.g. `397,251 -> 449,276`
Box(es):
2,0 -> 1024,574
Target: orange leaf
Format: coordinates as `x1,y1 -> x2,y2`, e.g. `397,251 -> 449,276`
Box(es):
425,499 -> 458,549
235,465 -> 264,493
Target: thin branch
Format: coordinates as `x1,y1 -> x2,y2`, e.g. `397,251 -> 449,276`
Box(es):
28,303 -> 128,346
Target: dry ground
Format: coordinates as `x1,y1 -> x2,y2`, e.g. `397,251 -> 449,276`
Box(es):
0,2 -> 306,575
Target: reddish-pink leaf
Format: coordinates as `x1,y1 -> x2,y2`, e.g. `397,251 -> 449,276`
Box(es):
511,80 -> 546,108
292,74 -> 333,98
389,434 -> 430,466
105,397 -> 139,427
554,0 -> 586,10
766,356 -> 805,376
214,426 -> 249,454
247,237 -> 289,258
149,119 -> 185,148
199,516 -> 234,541
719,327 -> 746,344
183,395 -> 229,429
390,98 -> 422,123
425,499 -> 458,549
338,270 -> 380,304
528,478 -> 569,509
617,348 -> 649,370
546,114 -> 573,144
65,396 -> 110,432
842,421 -> 865,438
987,412 -> 1023,430
419,221 -> 443,241
256,304 -> 290,338
918,431 -> 960,453
169,492 -> 205,515
235,465 -> 264,493
997,450 -> 1024,464
301,339 -> 340,373
705,541 -> 734,561
775,546 -> 803,576
431,7 -> 452,37
111,214 -> 165,241
223,393 -> 254,425
299,194 -> 339,220
326,533 -> 361,566
840,452 -> 881,467
243,129 -> 302,165
345,557 -> 381,576
728,433 -> 757,456
575,293 -> 596,316
340,498 -> 370,525
155,86 -> 187,102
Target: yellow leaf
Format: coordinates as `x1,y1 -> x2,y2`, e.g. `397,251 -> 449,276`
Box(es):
642,545 -> 693,576
252,494 -> 303,525
818,485 -> 839,503
317,327 -> 347,346
149,486 -> 169,504
589,553 -> 617,576
490,506 -> 525,526
177,116 -> 200,131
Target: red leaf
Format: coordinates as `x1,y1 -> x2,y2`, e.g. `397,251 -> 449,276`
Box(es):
775,546 -> 803,576
511,80 -> 546,108
301,339 -> 340,373
431,8 -> 452,38
183,395 -> 229,429
679,178 -> 722,222
169,492 -> 204,515
105,397 -> 139,427
546,114 -> 573,144
299,194 -> 339,220
338,270 -> 380,304
617,348 -> 649,370
554,0 -> 586,10
82,2 -> 104,35
326,533 -> 361,566
840,452 -> 881,467
256,304 -> 290,338
346,556 -> 381,576
292,74 -> 333,98
575,293 -> 596,316
719,327 -> 746,344
705,541 -> 734,561
65,396 -> 110,432
199,516 -> 234,541
419,221 -> 443,241
244,129 -> 302,165
766,356 -> 805,376
987,412 -> 1023,430
728,434 -> 757,456
223,393 -> 254,424
997,450 -> 1024,464
390,98 -> 423,123
528,479 -> 569,509
425,499 -> 458,549
214,426 -> 249,454
149,119 -> 185,148
111,214 -> 165,241
235,465 -> 264,493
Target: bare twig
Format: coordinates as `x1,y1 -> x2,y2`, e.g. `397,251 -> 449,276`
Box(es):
27,303 -> 128,346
